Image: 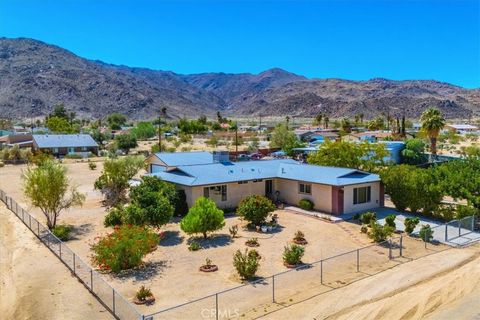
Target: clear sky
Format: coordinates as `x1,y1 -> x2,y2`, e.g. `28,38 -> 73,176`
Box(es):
1,0 -> 479,88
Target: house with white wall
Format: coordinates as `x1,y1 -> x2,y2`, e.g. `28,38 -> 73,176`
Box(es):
146,152 -> 384,215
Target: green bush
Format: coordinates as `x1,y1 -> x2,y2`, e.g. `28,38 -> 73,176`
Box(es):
368,222 -> 394,242
385,214 -> 396,229
233,249 -> 261,280
298,199 -> 314,211
91,225 -> 159,272
419,224 -> 434,242
188,241 -> 201,251
236,195 -> 276,227
283,244 -> 305,265
456,205 -> 478,219
52,224 -> 72,241
404,217 -> 420,234
88,162 -> 97,170
104,207 -> 124,227
361,212 -> 376,225
65,153 -> 82,159
135,286 -> 153,301
0,161 -> 4,167
360,225 -> 368,233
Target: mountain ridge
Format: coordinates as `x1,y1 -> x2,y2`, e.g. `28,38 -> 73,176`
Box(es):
0,37 -> 478,120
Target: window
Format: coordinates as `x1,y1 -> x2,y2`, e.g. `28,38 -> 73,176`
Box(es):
221,185 -> 227,201
353,186 -> 371,204
203,187 -> 209,198
204,185 -> 227,201
81,146 -> 87,151
299,183 -> 312,195
238,181 -> 248,185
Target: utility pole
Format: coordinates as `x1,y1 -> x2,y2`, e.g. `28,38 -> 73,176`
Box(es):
235,123 -> 238,161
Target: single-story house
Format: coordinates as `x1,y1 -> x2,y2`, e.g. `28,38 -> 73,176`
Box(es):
0,134 -> 33,149
32,134 -> 99,157
343,131 -> 392,143
146,151 -> 384,215
445,124 -> 479,134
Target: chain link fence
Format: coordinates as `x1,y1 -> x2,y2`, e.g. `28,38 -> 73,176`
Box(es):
2,187 -> 476,320
0,189 -> 142,320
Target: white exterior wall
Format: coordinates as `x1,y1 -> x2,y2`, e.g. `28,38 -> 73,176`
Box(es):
275,179 -> 332,213
343,182 -> 380,214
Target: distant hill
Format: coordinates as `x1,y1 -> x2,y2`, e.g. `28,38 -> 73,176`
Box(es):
0,37 -> 478,120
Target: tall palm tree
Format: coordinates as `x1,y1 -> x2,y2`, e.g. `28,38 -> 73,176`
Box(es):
324,116 -> 330,129
420,107 -> 446,156
285,116 -> 290,129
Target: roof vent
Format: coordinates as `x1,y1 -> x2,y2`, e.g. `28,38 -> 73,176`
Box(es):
281,167 -> 286,174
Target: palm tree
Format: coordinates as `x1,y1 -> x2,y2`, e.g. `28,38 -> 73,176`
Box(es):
314,113 -> 323,126
323,116 -> 329,129
285,116 -> 290,129
420,107 -> 446,156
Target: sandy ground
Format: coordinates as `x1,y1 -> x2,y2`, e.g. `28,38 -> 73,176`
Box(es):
0,202 -> 112,320
0,161 -> 478,320
260,245 -> 480,320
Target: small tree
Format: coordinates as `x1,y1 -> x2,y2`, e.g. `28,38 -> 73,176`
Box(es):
419,224 -> 434,242
233,249 -> 260,280
360,211 -> 376,225
180,197 -> 225,239
115,133 -> 138,154
236,195 -> 276,227
404,217 -> 420,234
94,156 -> 144,207
23,160 -> 85,229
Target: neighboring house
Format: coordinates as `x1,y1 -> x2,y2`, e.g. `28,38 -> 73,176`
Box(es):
445,124 -> 479,134
343,131 -> 392,143
0,134 -> 33,149
32,134 -> 99,157
0,130 -> 13,137
146,151 -> 383,215
379,141 -> 405,164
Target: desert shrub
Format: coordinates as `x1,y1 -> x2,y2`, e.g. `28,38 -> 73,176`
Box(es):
52,224 -> 72,241
385,214 -> 396,229
368,222 -> 394,242
180,197 -> 225,239
188,241 -> 201,251
404,217 -> 420,234
0,161 -> 4,167
294,230 -> 305,241
361,212 -> 376,225
236,195 -> 276,227
104,207 -> 124,227
283,244 -> 305,265
135,286 -> 153,301
229,225 -> 239,238
245,238 -> 259,246
419,224 -> 434,242
298,199 -> 314,211
91,225 -> 159,272
360,225 -> 368,233
88,162 -> 97,170
233,249 -> 261,280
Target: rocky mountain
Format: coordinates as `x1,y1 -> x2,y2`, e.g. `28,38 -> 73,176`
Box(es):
0,37 -> 479,120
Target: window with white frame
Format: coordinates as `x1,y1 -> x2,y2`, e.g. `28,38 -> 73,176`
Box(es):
298,182 -> 312,195
353,186 -> 371,204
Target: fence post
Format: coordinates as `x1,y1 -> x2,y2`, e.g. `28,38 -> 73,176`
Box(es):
399,235 -> 403,257
215,293 -> 219,320
458,221 -> 461,238
320,260 -> 323,284
37,220 -> 40,236
73,253 -> 76,275
29,214 -> 32,229
59,242 -> 62,259
445,223 -> 448,242
272,275 -> 275,303
388,239 -> 392,260
356,249 -> 359,272
472,216 -> 475,232
112,289 -> 116,315
91,269 -> 93,292
424,231 -> 427,249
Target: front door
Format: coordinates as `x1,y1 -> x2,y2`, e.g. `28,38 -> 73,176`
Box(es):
265,180 -> 273,198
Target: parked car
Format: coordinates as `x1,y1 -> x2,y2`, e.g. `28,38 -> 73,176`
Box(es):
237,154 -> 250,161
249,153 -> 264,160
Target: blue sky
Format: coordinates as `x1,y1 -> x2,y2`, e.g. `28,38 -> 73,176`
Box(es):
1,0 -> 479,88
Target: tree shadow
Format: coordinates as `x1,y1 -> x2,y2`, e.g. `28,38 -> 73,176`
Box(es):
70,223 -> 93,239
160,230 -> 184,247
192,234 -> 232,249
115,260 -> 170,281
